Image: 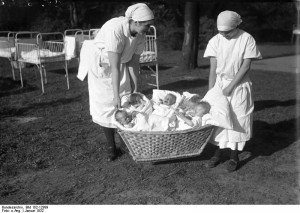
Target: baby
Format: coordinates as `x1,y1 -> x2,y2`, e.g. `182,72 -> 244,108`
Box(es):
175,101 -> 211,128
159,93 -> 177,106
122,93 -> 146,109
115,109 -> 175,131
115,109 -> 135,128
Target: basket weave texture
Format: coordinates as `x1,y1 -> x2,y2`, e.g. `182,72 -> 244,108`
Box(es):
118,124 -> 214,162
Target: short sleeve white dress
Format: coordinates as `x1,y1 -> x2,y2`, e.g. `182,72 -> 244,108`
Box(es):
83,17 -> 145,128
204,29 -> 262,150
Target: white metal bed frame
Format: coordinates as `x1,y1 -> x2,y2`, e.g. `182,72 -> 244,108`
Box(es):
139,25 -> 159,89
0,31 -> 18,79
64,29 -> 96,62
15,32 -> 69,94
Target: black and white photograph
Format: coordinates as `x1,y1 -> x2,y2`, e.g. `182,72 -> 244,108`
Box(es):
0,0 -> 299,209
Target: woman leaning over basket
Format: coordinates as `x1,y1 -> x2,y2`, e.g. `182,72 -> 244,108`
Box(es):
77,3 -> 154,161
203,11 -> 262,172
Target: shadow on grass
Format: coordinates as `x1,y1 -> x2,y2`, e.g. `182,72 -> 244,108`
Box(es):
254,99 -> 296,112
142,78 -> 208,95
0,77 -> 38,98
239,117 -> 299,168
50,67 -> 78,75
140,65 -> 172,72
0,95 -> 83,118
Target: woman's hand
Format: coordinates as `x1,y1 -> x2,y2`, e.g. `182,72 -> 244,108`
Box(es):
223,85 -> 233,96
113,96 -> 121,109
174,110 -> 185,119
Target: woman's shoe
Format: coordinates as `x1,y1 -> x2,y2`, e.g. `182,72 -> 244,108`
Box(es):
226,159 -> 238,172
207,156 -> 221,168
106,146 -> 117,162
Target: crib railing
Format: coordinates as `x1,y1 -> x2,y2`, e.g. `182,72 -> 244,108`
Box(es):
139,25 -> 159,89
15,32 -> 69,94
88,28 -> 100,40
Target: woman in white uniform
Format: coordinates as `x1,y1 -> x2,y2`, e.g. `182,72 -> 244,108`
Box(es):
203,11 -> 262,172
82,3 -> 154,161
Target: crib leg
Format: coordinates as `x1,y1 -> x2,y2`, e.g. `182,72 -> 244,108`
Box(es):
155,63 -> 159,89
18,63 -> 23,88
38,65 -> 45,94
64,60 -> 69,90
42,65 -> 47,84
10,61 -> 16,80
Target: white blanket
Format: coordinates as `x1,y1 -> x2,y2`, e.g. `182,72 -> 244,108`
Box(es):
113,111 -> 174,132
0,47 -> 15,58
121,92 -> 153,115
20,49 -> 64,63
201,86 -> 233,129
175,114 -> 204,131
64,36 -> 76,60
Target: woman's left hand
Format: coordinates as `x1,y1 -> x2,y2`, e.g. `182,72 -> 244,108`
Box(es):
113,96 -> 121,109
223,86 -> 232,96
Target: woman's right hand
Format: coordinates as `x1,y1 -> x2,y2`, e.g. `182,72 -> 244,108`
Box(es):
113,96 -> 121,109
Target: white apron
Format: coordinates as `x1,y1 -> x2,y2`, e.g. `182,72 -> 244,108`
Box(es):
203,29 -> 262,151
78,17 -> 145,128
211,75 -> 253,151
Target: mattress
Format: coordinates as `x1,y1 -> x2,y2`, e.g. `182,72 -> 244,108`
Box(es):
19,49 -> 65,64
139,51 -> 156,63
0,47 -> 16,58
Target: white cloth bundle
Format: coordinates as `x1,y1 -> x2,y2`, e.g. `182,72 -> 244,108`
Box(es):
77,40 -> 111,81
121,92 -> 153,115
64,36 -> 76,60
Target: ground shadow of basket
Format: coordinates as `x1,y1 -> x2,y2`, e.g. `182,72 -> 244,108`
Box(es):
118,124 -> 215,163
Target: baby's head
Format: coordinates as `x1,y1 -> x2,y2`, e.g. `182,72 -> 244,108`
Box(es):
163,93 -> 176,106
185,95 -> 201,109
129,93 -> 143,107
193,101 -> 211,117
115,109 -> 132,125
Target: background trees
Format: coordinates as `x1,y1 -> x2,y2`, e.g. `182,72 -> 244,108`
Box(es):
0,0 -> 296,69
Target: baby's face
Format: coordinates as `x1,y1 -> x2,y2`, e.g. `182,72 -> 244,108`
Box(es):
163,94 -> 176,106
116,111 -> 132,125
129,95 -> 142,107
194,105 -> 207,117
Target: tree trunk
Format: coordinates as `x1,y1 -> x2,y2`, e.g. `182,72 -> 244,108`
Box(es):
69,1 -> 78,28
181,2 -> 199,71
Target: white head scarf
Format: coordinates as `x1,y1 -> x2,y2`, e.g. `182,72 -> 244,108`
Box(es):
217,10 -> 242,31
125,3 -> 154,22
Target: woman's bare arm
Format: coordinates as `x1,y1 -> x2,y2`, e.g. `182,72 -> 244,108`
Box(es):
223,58 -> 252,96
209,57 -> 217,90
108,52 -> 122,108
128,54 -> 141,92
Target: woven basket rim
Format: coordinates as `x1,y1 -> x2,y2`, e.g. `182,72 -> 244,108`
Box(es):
117,124 -> 213,135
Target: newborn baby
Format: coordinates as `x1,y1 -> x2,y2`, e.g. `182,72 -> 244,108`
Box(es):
122,93 -> 146,109
159,93 -> 177,106
175,101 -> 211,129
115,109 -> 175,131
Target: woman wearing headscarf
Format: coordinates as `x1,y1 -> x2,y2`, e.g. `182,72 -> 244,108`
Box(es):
78,3 -> 154,161
203,11 -> 262,172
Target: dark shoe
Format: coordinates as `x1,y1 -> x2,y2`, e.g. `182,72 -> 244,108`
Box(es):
106,146 -> 117,162
226,159 -> 238,172
207,156 -> 221,168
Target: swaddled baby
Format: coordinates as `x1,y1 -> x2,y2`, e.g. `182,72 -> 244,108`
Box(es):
175,98 -> 211,130
122,93 -> 146,109
115,109 -> 176,131
152,93 -> 177,119
121,92 -> 152,115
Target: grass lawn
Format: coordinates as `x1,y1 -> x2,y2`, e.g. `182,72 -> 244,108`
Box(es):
0,43 -> 299,205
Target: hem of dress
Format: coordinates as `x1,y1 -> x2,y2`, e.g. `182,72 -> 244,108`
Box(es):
92,118 -> 117,128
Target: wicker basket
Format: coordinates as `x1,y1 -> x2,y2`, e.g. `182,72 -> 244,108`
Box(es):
118,124 -> 214,162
